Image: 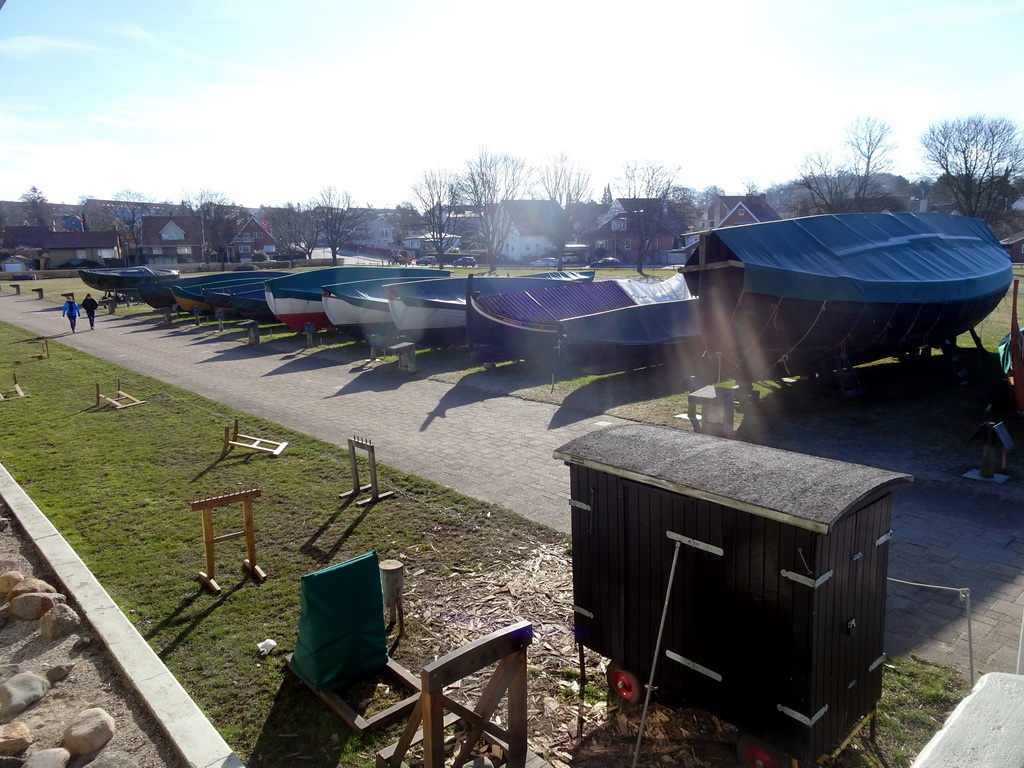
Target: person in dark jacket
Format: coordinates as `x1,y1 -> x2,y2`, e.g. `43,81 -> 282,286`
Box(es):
61,294 -> 80,333
81,293 -> 99,329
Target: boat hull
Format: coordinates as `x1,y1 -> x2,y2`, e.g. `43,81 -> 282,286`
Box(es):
687,212 -> 1013,381
79,267 -> 179,293
558,298 -> 704,375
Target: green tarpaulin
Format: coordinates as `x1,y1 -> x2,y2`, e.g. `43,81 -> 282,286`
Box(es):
289,551 -> 388,691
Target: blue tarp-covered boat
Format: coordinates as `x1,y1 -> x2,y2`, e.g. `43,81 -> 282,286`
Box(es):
682,212 -> 1012,381
386,271 -> 595,345
468,273 -> 692,366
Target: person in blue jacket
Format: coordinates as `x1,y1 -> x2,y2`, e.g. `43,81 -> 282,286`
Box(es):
61,294 -> 80,333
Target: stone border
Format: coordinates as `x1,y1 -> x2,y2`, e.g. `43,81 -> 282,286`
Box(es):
0,462 -> 245,768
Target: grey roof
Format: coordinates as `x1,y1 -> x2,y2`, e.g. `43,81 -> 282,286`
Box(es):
552,423 -> 912,533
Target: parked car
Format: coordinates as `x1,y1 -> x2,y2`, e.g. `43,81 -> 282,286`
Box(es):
529,257 -> 559,268
589,257 -> 622,268
415,256 -> 437,266
233,263 -> 259,271
452,256 -> 478,267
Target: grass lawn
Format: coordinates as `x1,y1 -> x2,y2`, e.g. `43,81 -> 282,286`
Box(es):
0,270 -> 982,766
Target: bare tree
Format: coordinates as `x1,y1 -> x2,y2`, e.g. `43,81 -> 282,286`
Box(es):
921,115 -> 1024,224
178,190 -> 245,263
536,152 -> 592,269
412,169 -> 462,268
316,187 -> 358,265
795,117 -> 897,214
105,190 -> 155,265
847,117 -> 896,205
616,161 -> 677,274
266,202 -> 321,259
794,151 -> 855,214
461,149 -> 529,272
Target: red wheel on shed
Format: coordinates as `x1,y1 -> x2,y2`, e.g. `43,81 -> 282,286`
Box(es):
606,662 -> 643,703
737,734 -> 789,768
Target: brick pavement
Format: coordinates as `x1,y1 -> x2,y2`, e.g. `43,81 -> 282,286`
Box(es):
3,289 -> 1024,683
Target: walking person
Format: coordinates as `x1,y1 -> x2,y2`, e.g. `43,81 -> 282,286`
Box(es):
61,294 -> 80,333
81,293 -> 99,329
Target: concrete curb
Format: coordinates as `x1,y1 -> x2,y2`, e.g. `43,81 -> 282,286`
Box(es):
0,462 -> 245,768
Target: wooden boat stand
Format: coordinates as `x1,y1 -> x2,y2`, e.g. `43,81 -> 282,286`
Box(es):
96,380 -> 145,409
340,436 -> 393,505
376,621 -> 537,768
190,485 -> 265,594
221,418 -> 288,458
0,374 -> 28,401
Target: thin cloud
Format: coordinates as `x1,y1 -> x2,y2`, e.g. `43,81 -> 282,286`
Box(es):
854,2 -> 1022,32
0,35 -> 105,58
109,24 -> 269,78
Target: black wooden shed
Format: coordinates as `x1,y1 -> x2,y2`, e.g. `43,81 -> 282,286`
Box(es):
553,423 -> 912,764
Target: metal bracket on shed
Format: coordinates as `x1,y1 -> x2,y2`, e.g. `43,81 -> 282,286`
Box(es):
666,530 -> 724,557
665,649 -> 722,682
875,530 -> 893,547
572,605 -> 594,619
777,703 -> 828,727
780,569 -> 833,588
869,653 -> 887,672
568,498 -> 591,511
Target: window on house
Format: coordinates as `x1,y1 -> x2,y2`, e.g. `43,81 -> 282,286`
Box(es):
265,245 -> 276,254
177,246 -> 191,255
380,228 -> 390,238
738,208 -> 745,216
152,247 -> 163,255
239,245 -> 251,254
612,219 -> 626,231
76,249 -> 86,259
624,240 -> 632,251
596,240 -> 607,250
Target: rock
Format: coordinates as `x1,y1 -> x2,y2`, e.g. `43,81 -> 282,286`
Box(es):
0,672 -> 50,719
7,593 -> 65,621
87,750 -> 140,767
8,579 -> 56,600
45,664 -> 75,685
22,747 -> 71,767
71,636 -> 92,653
62,708 -> 115,755
0,571 -> 23,599
39,604 -> 80,642
0,518 -> 9,532
0,666 -> 19,684
0,721 -> 32,755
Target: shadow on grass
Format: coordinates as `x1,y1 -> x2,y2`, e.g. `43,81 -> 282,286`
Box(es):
247,672 -> 377,768
148,577 -> 249,656
300,497 -> 369,565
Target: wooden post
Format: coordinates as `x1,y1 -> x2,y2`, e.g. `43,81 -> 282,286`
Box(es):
380,559 -> 405,636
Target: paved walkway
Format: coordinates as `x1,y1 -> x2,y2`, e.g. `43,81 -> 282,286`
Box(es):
3,289 -> 1024,683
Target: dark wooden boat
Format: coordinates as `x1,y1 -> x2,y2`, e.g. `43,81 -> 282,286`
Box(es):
78,266 -> 179,293
138,271 -> 289,309
467,273 -> 692,366
680,212 -> 1012,382
170,272 -> 292,312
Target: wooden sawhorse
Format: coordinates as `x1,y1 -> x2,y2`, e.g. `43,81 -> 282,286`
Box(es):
376,621 -> 536,768
96,380 -> 145,409
190,485 -> 266,594
221,418 -> 288,458
0,374 -> 28,401
340,436 -> 393,505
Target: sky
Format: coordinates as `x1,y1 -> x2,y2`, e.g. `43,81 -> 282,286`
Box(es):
1,0 -> 1023,209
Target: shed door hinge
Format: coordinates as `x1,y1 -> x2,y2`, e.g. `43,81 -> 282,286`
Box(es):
569,498 -> 591,511
665,649 -> 722,682
869,653 -> 887,672
780,569 -> 833,588
777,703 -> 828,727
875,530 -> 893,547
666,530 -> 724,557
